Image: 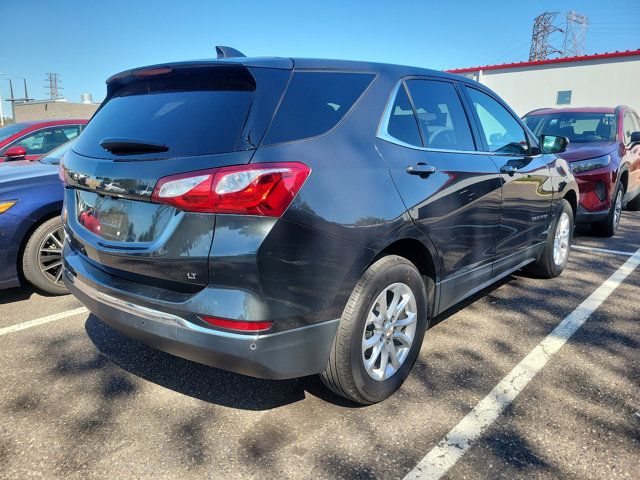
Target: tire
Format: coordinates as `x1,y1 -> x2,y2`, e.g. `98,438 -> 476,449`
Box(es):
524,199 -> 573,279
22,216 -> 68,295
320,255 -> 429,404
593,183 -> 624,237
626,191 -> 640,211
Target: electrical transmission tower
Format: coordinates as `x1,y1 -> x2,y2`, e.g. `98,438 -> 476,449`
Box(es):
562,11 -> 589,57
44,73 -> 63,99
529,12 -> 563,61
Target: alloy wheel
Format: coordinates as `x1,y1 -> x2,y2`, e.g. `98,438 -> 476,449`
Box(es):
38,226 -> 65,285
613,189 -> 623,229
553,212 -> 571,266
361,282 -> 417,381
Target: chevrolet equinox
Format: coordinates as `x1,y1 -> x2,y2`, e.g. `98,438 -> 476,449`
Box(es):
61,49 -> 579,404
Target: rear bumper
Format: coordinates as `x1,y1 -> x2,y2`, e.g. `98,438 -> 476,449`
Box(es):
63,246 -> 339,380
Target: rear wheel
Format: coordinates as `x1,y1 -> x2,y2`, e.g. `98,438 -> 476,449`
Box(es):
320,255 -> 429,404
524,199 -> 573,279
22,217 -> 68,295
593,183 -> 623,237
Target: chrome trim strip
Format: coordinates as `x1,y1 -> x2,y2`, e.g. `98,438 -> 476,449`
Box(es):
68,269 -> 182,327
66,267 -> 340,340
376,78 -> 540,158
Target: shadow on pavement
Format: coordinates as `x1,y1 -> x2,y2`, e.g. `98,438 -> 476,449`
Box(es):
85,314 -> 359,411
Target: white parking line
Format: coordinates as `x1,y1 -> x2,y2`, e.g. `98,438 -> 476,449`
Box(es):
572,245 -> 635,256
405,247 -> 640,480
0,307 -> 88,337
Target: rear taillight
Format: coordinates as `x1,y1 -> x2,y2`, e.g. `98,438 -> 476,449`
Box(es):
200,316 -> 273,332
151,162 -> 310,216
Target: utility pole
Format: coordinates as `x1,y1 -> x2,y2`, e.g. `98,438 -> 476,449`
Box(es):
529,12 -> 564,61
562,11 -> 589,57
44,72 -> 63,100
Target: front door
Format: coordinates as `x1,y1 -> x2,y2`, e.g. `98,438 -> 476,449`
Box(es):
375,78 -> 502,313
464,87 -> 553,278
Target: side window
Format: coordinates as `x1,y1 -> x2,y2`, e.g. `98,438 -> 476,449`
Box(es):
385,83 -> 422,146
12,127 -> 72,155
467,88 -> 529,155
405,80 -> 475,151
623,112 -> 635,144
264,72 -> 375,144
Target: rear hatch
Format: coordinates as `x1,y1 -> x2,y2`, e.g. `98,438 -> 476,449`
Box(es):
62,61 -> 291,292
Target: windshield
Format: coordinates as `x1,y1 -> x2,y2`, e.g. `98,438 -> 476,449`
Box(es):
40,140 -> 74,165
523,112 -> 617,143
0,123 -> 29,143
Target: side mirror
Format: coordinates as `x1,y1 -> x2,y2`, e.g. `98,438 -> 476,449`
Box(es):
540,134 -> 569,154
4,146 -> 27,160
630,131 -> 640,147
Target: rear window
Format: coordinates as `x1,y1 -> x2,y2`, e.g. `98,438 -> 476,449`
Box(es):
73,67 -> 256,159
263,71 -> 375,144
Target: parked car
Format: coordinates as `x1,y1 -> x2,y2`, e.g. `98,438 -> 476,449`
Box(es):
61,52 -> 578,404
523,106 -> 640,236
0,119 -> 87,162
0,141 -> 72,294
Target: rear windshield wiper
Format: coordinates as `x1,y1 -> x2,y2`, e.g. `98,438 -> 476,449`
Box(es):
100,138 -> 168,155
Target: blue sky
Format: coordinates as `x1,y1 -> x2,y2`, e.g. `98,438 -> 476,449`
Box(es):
1,0 -> 638,117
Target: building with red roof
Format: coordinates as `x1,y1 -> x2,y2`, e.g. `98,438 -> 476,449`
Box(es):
446,50 -> 639,115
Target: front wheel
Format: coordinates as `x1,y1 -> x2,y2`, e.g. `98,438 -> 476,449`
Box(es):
524,199 -> 574,279
593,183 -> 623,237
320,255 -> 429,404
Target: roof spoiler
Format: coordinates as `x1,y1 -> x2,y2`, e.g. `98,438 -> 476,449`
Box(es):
215,46 -> 246,59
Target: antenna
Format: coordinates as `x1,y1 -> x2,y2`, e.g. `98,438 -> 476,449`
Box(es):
44,72 -> 63,100
529,12 -> 564,61
562,11 -> 589,57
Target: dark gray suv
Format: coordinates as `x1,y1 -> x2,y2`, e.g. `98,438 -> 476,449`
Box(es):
62,50 -> 578,404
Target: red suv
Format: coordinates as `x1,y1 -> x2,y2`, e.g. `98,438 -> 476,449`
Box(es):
524,106 -> 640,236
0,119 -> 88,162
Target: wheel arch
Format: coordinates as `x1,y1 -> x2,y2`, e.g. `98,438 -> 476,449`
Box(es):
370,235 -> 440,318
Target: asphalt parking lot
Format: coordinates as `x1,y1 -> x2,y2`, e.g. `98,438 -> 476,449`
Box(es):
1,213 -> 639,480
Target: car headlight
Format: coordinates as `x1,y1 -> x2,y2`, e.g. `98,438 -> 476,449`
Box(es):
569,155 -> 611,174
0,200 -> 18,213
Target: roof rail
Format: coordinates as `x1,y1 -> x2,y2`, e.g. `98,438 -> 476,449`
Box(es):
215,46 -> 246,59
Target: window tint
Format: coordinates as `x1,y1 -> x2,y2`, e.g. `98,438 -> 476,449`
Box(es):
406,80 -> 475,151
74,67 -> 256,159
12,127 -> 75,155
264,72 -> 375,144
386,84 -> 422,146
467,88 -> 529,154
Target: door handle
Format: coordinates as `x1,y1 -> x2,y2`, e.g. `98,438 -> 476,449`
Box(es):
500,164 -> 518,176
406,163 -> 436,178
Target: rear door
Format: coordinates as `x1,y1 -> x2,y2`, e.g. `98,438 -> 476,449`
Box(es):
375,78 -> 502,312
463,86 -> 553,278
62,63 -> 291,292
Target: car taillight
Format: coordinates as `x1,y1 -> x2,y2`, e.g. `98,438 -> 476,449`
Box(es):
199,316 -> 273,332
151,162 -> 310,216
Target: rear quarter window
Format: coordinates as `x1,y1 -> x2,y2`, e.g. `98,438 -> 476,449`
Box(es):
263,71 -> 375,144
